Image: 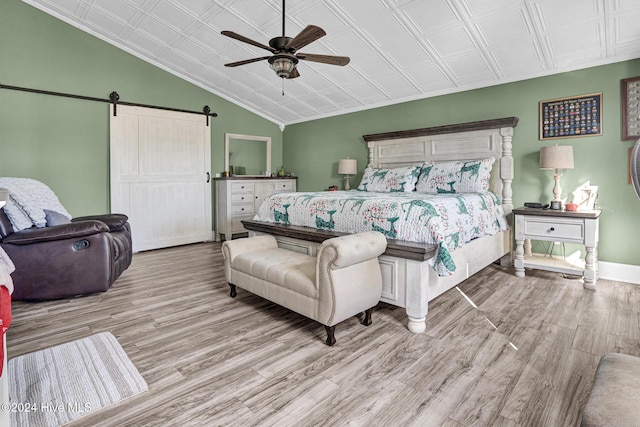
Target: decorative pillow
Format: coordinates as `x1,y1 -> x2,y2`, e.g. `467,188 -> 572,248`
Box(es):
44,209 -> 72,227
357,164 -> 422,193
1,199 -> 33,231
0,177 -> 72,231
416,158 -> 495,194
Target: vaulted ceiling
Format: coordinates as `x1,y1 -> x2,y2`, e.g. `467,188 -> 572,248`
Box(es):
22,0 -> 640,126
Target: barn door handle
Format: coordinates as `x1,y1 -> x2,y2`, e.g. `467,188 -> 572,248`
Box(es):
206,172 -> 210,183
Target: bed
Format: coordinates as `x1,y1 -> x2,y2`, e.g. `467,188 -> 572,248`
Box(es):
243,117 -> 518,333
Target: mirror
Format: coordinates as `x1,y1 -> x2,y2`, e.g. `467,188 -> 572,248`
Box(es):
225,133 -> 271,176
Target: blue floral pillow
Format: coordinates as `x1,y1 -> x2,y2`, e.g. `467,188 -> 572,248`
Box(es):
416,158 -> 495,193
357,164 -> 423,192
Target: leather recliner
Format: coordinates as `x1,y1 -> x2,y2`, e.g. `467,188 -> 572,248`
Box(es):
0,208 -> 132,301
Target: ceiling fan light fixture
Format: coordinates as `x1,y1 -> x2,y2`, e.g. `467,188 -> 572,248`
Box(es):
268,54 -> 298,78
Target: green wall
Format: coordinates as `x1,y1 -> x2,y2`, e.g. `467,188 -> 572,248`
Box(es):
0,0 -> 281,218
2,0 -> 639,267
283,60 -> 640,266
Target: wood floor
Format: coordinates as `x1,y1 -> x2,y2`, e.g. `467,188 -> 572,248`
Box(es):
7,242 -> 639,426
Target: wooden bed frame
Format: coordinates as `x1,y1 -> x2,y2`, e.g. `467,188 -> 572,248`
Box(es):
243,117 -> 519,333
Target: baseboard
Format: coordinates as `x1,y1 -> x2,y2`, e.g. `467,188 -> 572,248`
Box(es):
598,261 -> 640,285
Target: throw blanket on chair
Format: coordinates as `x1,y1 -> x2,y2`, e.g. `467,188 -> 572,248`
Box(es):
0,177 -> 71,231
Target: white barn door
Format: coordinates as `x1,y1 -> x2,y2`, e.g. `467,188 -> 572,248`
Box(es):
110,105 -> 212,252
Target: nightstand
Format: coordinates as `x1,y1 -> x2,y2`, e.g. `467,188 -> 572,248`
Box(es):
513,207 -> 600,289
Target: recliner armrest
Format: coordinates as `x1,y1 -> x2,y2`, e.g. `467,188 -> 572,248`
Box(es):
72,213 -> 128,232
2,220 -> 109,245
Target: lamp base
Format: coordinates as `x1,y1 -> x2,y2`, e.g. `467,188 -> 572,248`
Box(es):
343,175 -> 352,191
552,170 -> 563,203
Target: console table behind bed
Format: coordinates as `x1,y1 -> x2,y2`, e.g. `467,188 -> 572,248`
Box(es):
244,117 -> 518,333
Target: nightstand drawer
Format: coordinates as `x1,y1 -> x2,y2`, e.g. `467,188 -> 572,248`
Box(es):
524,219 -> 584,242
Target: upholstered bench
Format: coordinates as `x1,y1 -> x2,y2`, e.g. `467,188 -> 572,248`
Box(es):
581,352 -> 640,426
221,231 -> 387,346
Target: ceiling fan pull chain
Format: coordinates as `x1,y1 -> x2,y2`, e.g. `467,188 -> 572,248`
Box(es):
282,78 -> 285,96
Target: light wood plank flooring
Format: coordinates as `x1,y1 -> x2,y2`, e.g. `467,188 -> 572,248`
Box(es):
7,242 -> 639,426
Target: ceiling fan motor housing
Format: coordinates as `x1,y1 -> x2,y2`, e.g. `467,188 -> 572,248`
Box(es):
269,36 -> 293,51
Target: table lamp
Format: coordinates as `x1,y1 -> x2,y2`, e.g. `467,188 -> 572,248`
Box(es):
539,145 -> 574,208
338,158 -> 357,190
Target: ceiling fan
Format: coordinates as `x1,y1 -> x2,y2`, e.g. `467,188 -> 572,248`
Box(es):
221,0 -> 350,80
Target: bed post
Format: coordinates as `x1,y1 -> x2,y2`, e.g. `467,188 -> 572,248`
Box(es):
499,125 -> 515,267
367,141 -> 375,167
499,126 -> 514,215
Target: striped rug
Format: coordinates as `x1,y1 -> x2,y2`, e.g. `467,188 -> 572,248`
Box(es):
8,332 -> 148,427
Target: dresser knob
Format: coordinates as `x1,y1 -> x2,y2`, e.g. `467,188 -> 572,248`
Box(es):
549,227 -> 555,232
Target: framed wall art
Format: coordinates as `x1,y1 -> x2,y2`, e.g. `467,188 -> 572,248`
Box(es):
622,76 -> 640,140
572,183 -> 598,211
539,93 -> 602,140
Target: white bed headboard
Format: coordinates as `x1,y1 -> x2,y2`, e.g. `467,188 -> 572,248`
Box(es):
362,117 -> 518,214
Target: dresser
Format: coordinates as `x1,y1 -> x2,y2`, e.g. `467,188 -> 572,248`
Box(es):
513,207 -> 600,289
215,177 -> 297,240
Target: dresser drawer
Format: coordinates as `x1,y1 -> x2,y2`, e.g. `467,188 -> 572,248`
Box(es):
523,218 -> 584,242
273,181 -> 294,192
231,193 -> 252,204
230,182 -> 254,193
231,203 -> 254,216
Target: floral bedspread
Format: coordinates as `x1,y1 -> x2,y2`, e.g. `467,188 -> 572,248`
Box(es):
253,191 -> 509,276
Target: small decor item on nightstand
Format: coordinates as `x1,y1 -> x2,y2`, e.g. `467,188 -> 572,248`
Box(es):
277,166 -> 286,177
572,182 -> 598,211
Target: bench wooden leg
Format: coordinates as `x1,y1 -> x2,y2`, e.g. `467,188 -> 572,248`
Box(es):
362,307 -> 373,326
229,283 -> 237,298
324,325 -> 336,346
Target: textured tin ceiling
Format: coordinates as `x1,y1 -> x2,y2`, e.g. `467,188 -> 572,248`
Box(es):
22,0 -> 640,125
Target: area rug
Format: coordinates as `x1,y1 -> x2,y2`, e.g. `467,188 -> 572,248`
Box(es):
8,332 -> 148,427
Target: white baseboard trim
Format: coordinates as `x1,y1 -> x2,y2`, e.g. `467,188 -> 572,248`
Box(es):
598,261 -> 640,285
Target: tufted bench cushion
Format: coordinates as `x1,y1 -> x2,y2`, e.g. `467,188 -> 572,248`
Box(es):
232,248 -> 317,298
222,231 -> 387,345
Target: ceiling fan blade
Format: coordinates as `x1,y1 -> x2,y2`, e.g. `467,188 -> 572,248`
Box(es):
224,56 -> 271,67
285,25 -> 326,51
287,68 -> 300,79
296,53 -> 350,66
221,31 -> 275,52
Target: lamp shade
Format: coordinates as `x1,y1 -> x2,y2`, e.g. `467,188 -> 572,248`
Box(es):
338,158 -> 357,175
539,145 -> 574,170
